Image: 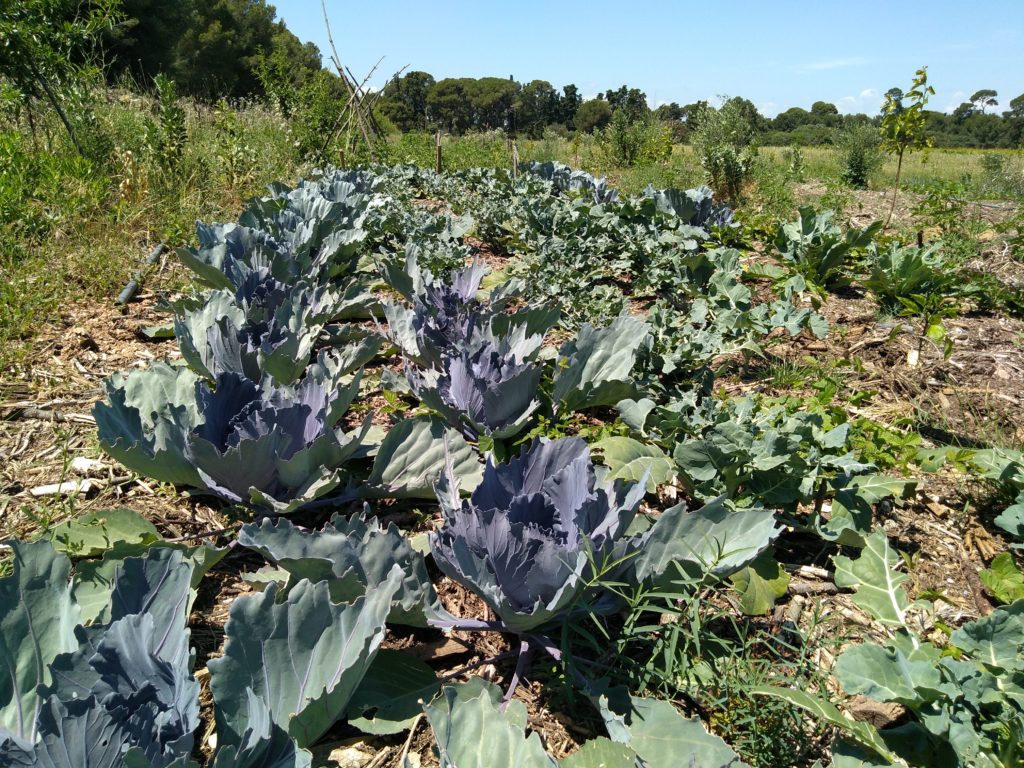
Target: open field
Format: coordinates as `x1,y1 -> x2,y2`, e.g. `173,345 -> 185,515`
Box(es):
388,132 -> 1024,199
2,94 -> 1024,767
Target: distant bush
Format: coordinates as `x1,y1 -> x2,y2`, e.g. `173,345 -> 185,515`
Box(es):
598,110 -> 672,167
835,123 -> 882,188
783,144 -> 806,181
691,100 -> 758,201
289,70 -> 350,162
753,159 -> 796,221
146,74 -> 187,173
979,152 -> 1024,197
575,99 -> 613,134
789,124 -> 835,146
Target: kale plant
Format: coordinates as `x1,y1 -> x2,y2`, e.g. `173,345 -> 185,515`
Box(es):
773,206 -> 881,291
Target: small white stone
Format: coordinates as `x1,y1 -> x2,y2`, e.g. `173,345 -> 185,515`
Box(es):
70,457 -> 107,476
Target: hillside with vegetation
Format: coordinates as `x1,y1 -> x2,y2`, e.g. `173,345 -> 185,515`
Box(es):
2,2 -> 1024,767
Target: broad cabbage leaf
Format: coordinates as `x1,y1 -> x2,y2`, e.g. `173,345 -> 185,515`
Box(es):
208,570 -> 401,751
237,512 -> 447,626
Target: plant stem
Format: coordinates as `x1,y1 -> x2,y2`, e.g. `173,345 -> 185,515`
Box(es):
31,65 -> 83,156
502,638 -> 535,707
884,148 -> 905,229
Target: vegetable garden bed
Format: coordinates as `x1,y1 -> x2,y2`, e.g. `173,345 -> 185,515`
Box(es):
1,161 -> 1022,768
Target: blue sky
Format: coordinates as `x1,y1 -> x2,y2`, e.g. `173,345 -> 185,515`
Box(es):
275,0 -> 1024,117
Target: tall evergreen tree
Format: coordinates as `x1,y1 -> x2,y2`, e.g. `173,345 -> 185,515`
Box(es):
103,0 -> 194,85
379,71 -> 436,131
560,84 -> 581,126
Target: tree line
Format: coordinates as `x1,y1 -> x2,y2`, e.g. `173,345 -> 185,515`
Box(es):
380,71 -> 1024,149
101,0 -> 327,100
0,0 -> 325,104
3,0 -> 1022,151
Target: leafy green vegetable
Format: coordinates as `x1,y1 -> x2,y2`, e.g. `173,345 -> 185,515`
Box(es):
237,512 -> 445,626
209,569 -> 401,750
0,542 -> 80,744
422,679 -> 556,768
592,436 -> 675,493
365,414 -> 481,497
862,241 -> 955,311
597,689 -> 747,767
773,206 -> 880,291
833,529 -> 915,628
344,651 -> 440,735
629,498 -> 780,586
1,545 -> 202,765
980,553 -> 1024,605
730,553 -> 791,615
553,315 -> 648,413
47,508 -> 160,558
71,539 -> 225,626
832,601 -> 1024,766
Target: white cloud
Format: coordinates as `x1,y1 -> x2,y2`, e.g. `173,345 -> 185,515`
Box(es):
835,87 -> 883,115
944,90 -> 968,113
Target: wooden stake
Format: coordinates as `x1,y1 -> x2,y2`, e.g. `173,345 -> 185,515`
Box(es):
321,0 -> 378,160
436,130 -> 443,173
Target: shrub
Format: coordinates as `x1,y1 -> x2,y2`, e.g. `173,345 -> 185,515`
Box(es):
599,110 -> 672,167
289,70 -> 350,162
753,159 -> 796,221
146,74 -> 187,172
980,152 -> 1024,197
836,123 -> 882,188
783,143 -> 805,181
574,98 -> 612,133
690,100 -> 757,201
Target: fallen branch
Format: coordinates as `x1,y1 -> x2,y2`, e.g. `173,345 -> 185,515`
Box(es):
788,580 -> 839,596
2,407 -> 95,424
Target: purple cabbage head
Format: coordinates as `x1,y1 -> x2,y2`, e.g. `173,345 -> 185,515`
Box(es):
173,266 -> 351,384
412,261 -> 487,362
183,371 -> 365,512
95,364 -> 367,515
430,437 -> 646,633
409,341 -> 542,441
